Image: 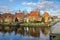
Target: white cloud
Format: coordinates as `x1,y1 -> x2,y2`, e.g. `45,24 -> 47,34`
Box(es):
49,10 -> 60,17
53,10 -> 60,14
22,2 -> 36,7
22,0 -> 59,11
22,1 -> 54,10
22,0 -> 60,17
9,0 -> 14,2
0,6 -> 11,13
0,6 -> 16,14
22,2 -> 26,5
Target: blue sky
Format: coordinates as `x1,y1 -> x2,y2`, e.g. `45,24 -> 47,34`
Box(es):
0,0 -> 60,17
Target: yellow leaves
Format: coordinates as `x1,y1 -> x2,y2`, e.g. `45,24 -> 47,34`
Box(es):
42,12 -> 49,17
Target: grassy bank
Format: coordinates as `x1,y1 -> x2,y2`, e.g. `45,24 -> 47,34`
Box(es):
52,35 -> 60,40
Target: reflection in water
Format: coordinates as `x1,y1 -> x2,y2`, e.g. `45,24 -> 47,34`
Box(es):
40,31 -> 50,40
0,25 -> 50,40
0,31 -> 39,40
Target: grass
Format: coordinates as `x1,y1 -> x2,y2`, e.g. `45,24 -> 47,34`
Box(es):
20,22 -> 41,26
52,35 -> 60,40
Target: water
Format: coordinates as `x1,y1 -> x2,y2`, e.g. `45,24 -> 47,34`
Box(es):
0,31 -> 39,40
51,22 -> 60,33
0,22 -> 60,40
0,31 -> 50,40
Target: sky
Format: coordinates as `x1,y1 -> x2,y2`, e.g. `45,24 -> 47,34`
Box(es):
0,0 -> 60,17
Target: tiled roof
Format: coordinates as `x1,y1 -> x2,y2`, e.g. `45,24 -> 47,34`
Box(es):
2,13 -> 14,18
14,12 -> 24,18
0,14 -> 2,19
26,10 -> 38,17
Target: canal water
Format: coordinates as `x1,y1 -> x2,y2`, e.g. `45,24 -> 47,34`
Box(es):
51,22 -> 60,33
0,22 -> 60,40
0,31 -> 39,40
0,31 -> 50,40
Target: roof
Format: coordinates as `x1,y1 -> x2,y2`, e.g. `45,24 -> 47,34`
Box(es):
26,10 -> 38,17
2,13 -> 14,18
14,12 -> 24,18
0,14 -> 2,19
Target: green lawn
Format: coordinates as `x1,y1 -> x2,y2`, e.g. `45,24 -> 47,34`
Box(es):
52,35 -> 60,40
20,22 -> 41,26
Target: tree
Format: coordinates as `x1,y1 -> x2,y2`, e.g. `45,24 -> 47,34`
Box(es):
15,17 -> 18,22
41,17 -> 45,23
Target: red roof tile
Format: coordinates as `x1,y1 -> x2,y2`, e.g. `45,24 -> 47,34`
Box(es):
14,12 -> 24,18
26,10 -> 38,17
